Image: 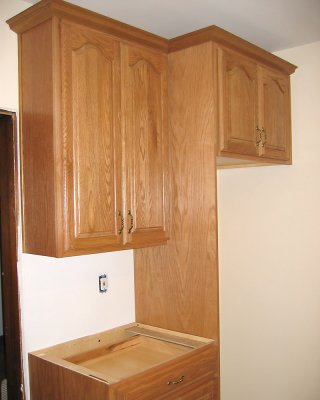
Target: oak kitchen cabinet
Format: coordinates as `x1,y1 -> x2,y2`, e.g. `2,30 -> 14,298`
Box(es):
28,324 -> 219,400
8,0 -> 169,257
135,28 -> 296,340
217,47 -> 292,163
8,2 -> 297,400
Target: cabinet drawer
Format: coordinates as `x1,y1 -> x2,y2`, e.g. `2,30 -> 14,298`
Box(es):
29,324 -> 218,400
110,343 -> 217,400
158,378 -> 218,400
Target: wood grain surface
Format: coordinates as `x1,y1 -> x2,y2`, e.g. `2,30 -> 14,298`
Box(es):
217,46 -> 258,157
258,66 -> 292,161
7,0 -> 168,52
168,25 -> 297,75
110,343 -> 217,400
157,378 -> 218,400
135,42 -> 220,340
121,43 -> 169,247
20,19 -> 57,256
61,22 -> 124,252
29,324 -> 217,400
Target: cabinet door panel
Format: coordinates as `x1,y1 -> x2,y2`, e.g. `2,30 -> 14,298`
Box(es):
61,22 -> 123,253
259,67 -> 291,161
218,48 -> 258,156
121,44 -> 168,247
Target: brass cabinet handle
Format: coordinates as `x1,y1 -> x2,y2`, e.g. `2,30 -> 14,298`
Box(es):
255,126 -> 262,147
261,127 -> 267,147
128,210 -> 134,234
118,211 -> 124,235
167,376 -> 185,385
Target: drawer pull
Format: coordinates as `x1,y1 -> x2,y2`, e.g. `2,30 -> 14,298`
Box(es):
167,375 -> 185,385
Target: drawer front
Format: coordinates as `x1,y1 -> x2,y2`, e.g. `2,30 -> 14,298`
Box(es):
110,344 -> 218,400
159,378 -> 218,400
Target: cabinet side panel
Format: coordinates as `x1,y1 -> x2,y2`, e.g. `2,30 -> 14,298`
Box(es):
134,43 -> 219,339
20,20 -> 56,255
62,367 -> 109,400
29,355 -> 64,400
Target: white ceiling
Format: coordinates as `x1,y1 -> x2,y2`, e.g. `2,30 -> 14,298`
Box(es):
26,0 -> 320,52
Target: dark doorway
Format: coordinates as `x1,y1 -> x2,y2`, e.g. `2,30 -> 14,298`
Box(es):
0,110 -> 23,400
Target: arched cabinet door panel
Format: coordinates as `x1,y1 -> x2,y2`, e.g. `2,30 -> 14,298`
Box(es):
61,22 -> 123,254
217,47 -> 292,164
218,47 -> 258,157
121,43 -> 169,248
258,66 -> 291,161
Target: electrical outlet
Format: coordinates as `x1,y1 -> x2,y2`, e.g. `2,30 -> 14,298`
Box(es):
99,274 -> 108,293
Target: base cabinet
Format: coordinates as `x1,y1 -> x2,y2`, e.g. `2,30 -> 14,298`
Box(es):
28,324 -> 218,400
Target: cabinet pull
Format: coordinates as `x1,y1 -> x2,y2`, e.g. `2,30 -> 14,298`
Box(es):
118,211 -> 124,234
255,126 -> 262,147
128,210 -> 134,234
261,127 -> 267,147
167,376 -> 185,385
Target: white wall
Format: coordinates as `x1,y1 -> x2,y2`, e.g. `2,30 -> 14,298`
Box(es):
218,41 -> 320,400
0,1 -> 135,398
0,0 -> 29,110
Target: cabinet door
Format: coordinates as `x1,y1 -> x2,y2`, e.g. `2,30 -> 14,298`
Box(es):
258,67 -> 292,162
218,48 -> 259,157
61,22 -> 123,255
121,44 -> 169,247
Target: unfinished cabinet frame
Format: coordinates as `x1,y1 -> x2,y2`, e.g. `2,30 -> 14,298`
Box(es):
29,324 -> 218,400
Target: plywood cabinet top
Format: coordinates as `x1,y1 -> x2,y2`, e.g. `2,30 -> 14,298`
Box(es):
30,323 -> 217,385
7,0 -> 296,75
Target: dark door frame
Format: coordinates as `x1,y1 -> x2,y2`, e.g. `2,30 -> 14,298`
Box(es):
0,109 -> 24,400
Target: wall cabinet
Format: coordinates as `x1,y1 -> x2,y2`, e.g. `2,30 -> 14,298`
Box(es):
9,4 -> 169,257
217,47 -> 292,163
8,1 -> 295,257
